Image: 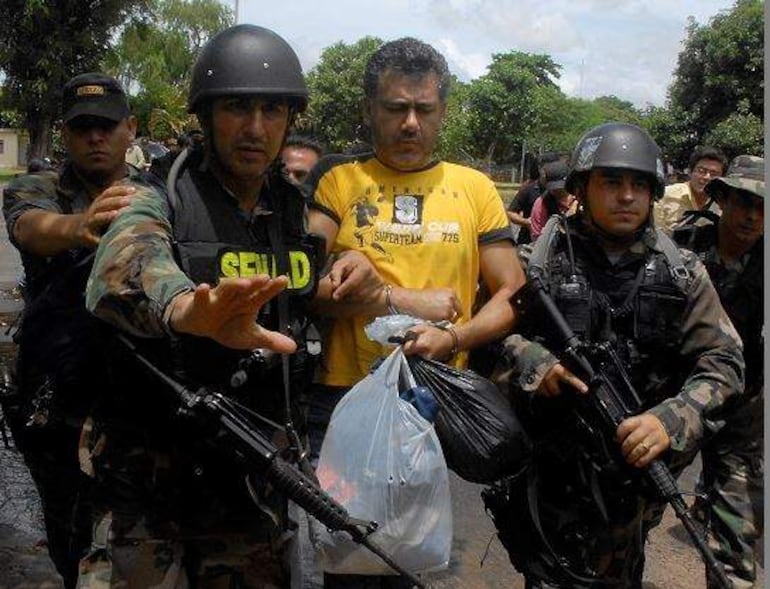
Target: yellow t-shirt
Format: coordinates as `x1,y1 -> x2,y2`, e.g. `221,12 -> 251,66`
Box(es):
309,155 -> 512,387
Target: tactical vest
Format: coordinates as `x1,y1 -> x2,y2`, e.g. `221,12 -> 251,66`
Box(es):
529,216 -> 690,409
166,152 -> 324,418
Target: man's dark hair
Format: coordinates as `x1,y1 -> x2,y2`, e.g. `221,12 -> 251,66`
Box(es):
364,37 -> 451,102
688,146 -> 728,173
284,134 -> 325,157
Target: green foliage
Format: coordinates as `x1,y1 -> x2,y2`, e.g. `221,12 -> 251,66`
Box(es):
106,0 -> 234,138
435,77 -> 472,162
659,0 -> 764,166
302,37 -> 383,153
703,103 -> 764,158
0,0 -> 148,157
464,52 -> 562,163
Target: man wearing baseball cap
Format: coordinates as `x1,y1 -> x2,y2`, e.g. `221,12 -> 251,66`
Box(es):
528,160 -> 576,241
2,72 -> 139,589
673,155 -> 764,588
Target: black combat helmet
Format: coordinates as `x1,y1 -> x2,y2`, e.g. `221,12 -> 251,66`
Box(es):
565,122 -> 666,199
188,24 -> 308,114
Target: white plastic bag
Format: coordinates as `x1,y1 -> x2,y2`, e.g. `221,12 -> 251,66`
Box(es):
315,347 -> 452,575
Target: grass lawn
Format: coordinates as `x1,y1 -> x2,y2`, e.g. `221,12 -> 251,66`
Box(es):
0,169 -> 23,183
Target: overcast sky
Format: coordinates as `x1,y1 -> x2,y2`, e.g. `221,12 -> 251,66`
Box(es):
235,0 -> 735,108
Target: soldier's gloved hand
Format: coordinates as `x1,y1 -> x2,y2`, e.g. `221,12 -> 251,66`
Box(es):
616,413 -> 671,468
538,362 -> 589,397
167,275 -> 297,352
76,184 -> 136,247
327,250 -> 383,302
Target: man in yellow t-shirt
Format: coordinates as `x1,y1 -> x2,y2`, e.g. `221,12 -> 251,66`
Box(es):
653,146 -> 727,233
305,37 -> 525,589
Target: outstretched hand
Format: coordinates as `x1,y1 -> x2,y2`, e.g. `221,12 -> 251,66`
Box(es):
167,275 -> 297,352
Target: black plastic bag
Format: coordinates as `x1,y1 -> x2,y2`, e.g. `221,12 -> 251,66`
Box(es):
407,356 -> 531,484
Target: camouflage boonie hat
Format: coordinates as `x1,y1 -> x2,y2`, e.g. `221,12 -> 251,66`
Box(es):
705,155 -> 765,200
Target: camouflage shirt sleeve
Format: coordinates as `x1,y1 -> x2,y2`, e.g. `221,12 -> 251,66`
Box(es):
3,172 -> 61,249
499,243 -> 560,391
647,251 -> 745,453
85,179 -> 194,338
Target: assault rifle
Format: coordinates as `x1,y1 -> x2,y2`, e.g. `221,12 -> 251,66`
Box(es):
511,277 -> 731,589
118,335 -> 427,589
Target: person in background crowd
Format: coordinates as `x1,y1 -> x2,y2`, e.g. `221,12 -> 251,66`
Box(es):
654,146 -> 727,233
282,134 -> 324,186
124,136 -> 148,170
149,132 -> 190,181
528,160 -> 576,241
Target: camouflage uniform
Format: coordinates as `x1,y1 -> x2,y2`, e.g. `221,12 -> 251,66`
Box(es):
80,154 -> 315,588
673,155 -> 764,589
489,213 -> 744,589
2,163 -> 142,589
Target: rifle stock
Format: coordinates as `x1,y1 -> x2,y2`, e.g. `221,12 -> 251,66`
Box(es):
512,278 -> 731,589
118,335 -> 427,589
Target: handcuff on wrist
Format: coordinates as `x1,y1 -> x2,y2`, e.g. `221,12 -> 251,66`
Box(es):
383,284 -> 401,315
433,320 -> 459,357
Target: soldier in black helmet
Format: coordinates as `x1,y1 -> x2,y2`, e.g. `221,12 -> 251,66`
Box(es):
486,123 -> 743,588
78,24 -> 373,588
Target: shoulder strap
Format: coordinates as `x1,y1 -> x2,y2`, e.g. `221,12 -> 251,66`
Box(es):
166,147 -> 192,219
527,215 -> 563,280
654,228 -> 691,293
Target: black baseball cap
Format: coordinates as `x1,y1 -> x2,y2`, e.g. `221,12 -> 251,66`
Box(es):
543,161 -> 569,191
62,73 -> 130,124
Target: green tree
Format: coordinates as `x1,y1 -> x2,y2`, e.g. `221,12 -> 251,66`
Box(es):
0,0 -> 148,159
703,102 -> 765,158
302,37 -> 383,153
106,0 -> 234,138
464,52 -> 562,164
435,77 -> 472,162
659,0 -> 764,166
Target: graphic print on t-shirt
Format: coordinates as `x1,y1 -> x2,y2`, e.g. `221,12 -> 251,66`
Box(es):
392,194 -> 423,225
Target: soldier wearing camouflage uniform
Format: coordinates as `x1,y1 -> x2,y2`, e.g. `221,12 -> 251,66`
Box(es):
673,155 -> 764,589
2,73 -> 139,589
79,25 -> 328,588
485,123 -> 744,588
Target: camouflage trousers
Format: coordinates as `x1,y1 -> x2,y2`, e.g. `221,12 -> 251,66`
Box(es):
699,391 -> 764,589
483,464 -> 662,589
75,508 -> 289,589
75,420 -> 293,589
